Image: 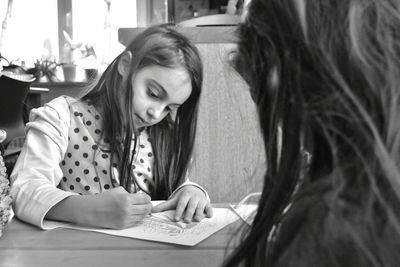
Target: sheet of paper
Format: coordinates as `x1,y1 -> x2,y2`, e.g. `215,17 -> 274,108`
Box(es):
43,202 -> 240,246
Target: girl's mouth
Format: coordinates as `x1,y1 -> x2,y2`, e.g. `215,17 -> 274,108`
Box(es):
136,114 -> 149,125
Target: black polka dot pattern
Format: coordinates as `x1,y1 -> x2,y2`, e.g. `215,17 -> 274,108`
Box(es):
59,96 -> 155,195
129,137 -> 154,194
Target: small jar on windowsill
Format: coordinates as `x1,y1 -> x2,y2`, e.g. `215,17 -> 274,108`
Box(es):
61,64 -> 87,83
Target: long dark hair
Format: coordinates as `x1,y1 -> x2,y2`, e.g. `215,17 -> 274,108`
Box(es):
82,25 -> 203,199
224,0 -> 400,266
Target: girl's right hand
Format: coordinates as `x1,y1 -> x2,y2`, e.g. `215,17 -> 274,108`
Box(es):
46,186 -> 152,229
90,186 -> 152,229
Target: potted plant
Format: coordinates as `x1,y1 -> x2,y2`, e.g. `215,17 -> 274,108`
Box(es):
27,58 -> 61,83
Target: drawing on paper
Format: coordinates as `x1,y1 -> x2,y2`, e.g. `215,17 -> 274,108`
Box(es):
139,210 -> 218,236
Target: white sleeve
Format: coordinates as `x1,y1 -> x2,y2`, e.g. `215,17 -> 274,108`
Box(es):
10,96 -> 77,229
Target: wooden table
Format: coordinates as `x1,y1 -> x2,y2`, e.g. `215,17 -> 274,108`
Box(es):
0,209 -> 246,267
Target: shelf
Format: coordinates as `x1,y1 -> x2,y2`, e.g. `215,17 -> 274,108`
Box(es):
32,81 -> 90,88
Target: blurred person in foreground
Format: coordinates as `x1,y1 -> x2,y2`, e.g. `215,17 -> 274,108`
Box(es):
224,0 -> 400,266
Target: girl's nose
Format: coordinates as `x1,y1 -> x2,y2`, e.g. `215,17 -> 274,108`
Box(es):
147,106 -> 164,121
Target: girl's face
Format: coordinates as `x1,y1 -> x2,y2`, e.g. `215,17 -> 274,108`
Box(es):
123,64 -> 192,129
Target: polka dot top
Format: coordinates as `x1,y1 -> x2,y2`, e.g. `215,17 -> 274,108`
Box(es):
58,96 -> 154,195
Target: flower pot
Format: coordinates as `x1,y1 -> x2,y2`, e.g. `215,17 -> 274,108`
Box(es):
62,64 -> 85,82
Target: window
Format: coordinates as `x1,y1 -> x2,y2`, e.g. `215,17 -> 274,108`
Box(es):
71,0 -> 137,64
0,0 -> 58,66
0,0 -> 137,69
0,0 -> 239,70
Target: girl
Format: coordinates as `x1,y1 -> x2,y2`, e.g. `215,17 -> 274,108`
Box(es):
224,0 -> 400,266
11,25 -> 213,230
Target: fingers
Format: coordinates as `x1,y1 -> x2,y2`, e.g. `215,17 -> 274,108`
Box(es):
151,199 -> 176,213
93,188 -> 154,229
121,196 -> 152,229
130,202 -> 153,215
129,192 -> 152,216
205,202 -> 213,218
193,199 -> 207,222
176,199 -> 212,222
118,211 -> 150,229
146,185 -> 213,224
174,193 -> 190,221
183,198 -> 199,223
192,200 -> 213,222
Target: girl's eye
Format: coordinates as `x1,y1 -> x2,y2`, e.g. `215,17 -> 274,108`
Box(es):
148,88 -> 159,98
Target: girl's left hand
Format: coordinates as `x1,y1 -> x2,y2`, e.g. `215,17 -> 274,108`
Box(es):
151,185 -> 213,222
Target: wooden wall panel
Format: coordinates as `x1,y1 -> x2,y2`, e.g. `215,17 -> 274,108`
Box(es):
191,43 -> 265,203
